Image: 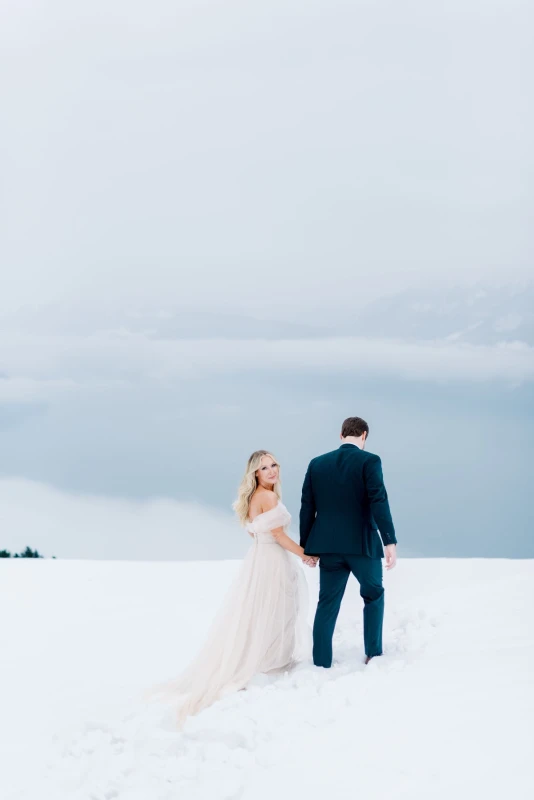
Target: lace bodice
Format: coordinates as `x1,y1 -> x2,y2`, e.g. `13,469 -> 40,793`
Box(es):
245,502 -> 291,543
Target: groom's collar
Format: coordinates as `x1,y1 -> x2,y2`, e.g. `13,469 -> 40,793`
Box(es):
339,441 -> 363,450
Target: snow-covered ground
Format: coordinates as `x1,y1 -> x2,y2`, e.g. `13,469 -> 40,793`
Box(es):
2,558 -> 533,800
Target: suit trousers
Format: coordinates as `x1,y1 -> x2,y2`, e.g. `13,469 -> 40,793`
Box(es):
313,553 -> 384,667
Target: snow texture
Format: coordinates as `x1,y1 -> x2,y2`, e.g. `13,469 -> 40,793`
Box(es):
1,558 -> 533,799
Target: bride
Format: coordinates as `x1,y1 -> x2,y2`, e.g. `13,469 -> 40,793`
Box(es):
153,450 -> 313,724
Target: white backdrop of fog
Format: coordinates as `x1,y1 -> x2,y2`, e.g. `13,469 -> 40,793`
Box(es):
0,0 -> 533,559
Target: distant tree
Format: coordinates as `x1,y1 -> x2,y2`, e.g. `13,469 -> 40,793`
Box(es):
20,546 -> 43,558
1,547 -> 52,558
12,547 -> 44,559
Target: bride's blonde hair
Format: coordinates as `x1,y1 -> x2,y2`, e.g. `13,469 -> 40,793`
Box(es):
232,450 -> 282,525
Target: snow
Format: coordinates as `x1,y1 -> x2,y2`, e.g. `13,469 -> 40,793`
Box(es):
1,558 -> 533,800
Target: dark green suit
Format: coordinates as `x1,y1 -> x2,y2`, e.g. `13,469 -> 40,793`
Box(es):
300,443 -> 397,665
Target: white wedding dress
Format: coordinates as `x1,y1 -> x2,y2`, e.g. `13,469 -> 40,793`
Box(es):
154,502 -> 311,724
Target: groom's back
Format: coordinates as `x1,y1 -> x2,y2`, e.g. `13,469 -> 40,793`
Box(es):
311,446 -> 370,516
300,445 -> 393,558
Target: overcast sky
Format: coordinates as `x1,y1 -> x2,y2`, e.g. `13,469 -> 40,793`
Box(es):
0,1 -> 533,559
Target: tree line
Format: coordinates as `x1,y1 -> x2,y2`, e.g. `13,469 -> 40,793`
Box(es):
0,547 -> 55,559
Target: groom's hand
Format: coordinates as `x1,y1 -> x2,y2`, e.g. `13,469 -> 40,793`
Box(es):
302,556 -> 319,568
384,544 -> 397,570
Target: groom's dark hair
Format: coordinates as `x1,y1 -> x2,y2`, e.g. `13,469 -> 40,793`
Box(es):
341,417 -> 369,438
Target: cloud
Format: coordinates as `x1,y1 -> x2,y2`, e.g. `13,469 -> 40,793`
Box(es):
0,330 -> 532,400
0,478 -> 248,560
1,1 -> 532,318
0,377 -> 93,403
494,313 -> 523,333
0,2 -> 532,561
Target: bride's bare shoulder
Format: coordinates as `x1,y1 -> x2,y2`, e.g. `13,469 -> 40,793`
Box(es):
248,490 -> 268,519
249,489 -> 278,517
258,491 -> 278,513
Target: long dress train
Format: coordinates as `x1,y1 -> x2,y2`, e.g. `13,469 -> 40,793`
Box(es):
151,502 -> 311,724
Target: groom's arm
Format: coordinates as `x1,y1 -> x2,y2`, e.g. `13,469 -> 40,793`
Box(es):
299,463 -> 316,550
363,454 -> 397,546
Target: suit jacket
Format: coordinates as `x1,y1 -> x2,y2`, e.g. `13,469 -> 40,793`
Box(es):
299,443 -> 397,558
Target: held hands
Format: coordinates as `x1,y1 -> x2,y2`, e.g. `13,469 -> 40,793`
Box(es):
302,555 -> 319,568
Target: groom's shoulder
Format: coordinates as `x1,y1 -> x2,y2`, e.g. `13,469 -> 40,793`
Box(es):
360,450 -> 384,476
309,447 -> 383,470
361,447 -> 381,459
309,447 -> 343,467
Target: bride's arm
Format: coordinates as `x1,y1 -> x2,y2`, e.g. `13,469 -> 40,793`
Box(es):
260,494 -> 306,559
270,525 -> 306,559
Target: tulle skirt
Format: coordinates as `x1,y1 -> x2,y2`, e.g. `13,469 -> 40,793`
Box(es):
151,541 -> 311,724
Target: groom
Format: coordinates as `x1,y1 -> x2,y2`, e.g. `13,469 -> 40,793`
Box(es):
300,417 -> 397,667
